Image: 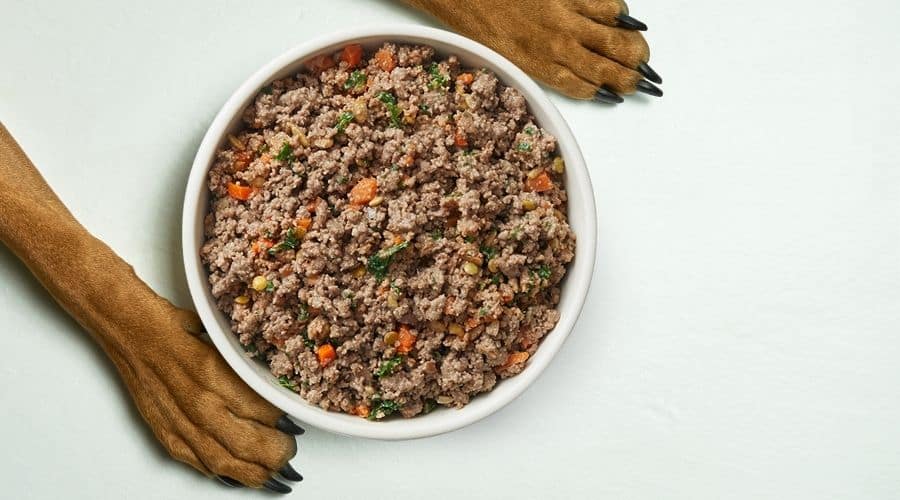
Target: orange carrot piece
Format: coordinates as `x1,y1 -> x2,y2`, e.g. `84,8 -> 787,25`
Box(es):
251,238 -> 274,254
227,182 -> 253,201
454,130 -> 468,148
396,325 -> 416,354
374,48 -> 396,72
340,44 -> 363,68
296,217 -> 312,231
352,404 -> 370,418
525,171 -> 553,193
307,54 -> 336,72
349,177 -> 378,206
456,73 -> 474,86
317,344 -> 336,367
502,351 -> 530,369
465,317 -> 480,331
233,150 -> 253,171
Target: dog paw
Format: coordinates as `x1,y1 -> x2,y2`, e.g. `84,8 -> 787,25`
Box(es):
118,305 -> 304,493
417,0 -> 662,102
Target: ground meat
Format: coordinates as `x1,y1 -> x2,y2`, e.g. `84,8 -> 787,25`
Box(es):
200,43 -> 576,420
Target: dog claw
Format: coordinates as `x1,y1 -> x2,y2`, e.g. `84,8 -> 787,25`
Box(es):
594,87 -> 624,104
217,476 -> 243,487
616,13 -> 648,31
264,479 -> 292,494
636,80 -> 663,97
638,62 -> 662,84
279,463 -> 303,482
276,415 -> 305,435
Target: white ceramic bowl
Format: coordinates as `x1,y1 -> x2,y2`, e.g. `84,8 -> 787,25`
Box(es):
182,25 -> 597,440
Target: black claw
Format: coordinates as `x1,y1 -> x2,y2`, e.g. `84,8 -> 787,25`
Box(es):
264,479 -> 292,494
217,476 -> 243,488
636,80 -> 663,97
616,13 -> 648,31
279,462 -> 303,482
276,415 -> 305,435
637,62 -> 662,84
594,87 -> 624,104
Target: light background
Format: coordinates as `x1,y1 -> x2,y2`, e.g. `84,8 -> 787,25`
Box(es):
1,0 -> 899,498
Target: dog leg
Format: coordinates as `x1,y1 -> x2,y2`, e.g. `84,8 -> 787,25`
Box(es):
0,123 -> 303,493
398,0 -> 663,101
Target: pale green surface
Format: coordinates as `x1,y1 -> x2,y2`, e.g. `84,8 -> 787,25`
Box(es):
2,0 -> 900,498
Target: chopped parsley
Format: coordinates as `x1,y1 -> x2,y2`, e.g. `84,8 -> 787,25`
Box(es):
367,240 -> 409,280
375,356 -> 404,378
377,91 -> 403,128
427,62 -> 449,90
300,329 -> 315,349
276,143 -> 294,162
464,235 -> 475,243
278,376 -> 297,391
490,274 -> 502,286
524,126 -> 536,136
343,69 -> 367,90
516,142 -> 532,152
423,399 -> 437,414
479,306 -> 489,317
297,303 -> 309,322
430,229 -> 443,240
261,85 -> 273,95
268,228 -> 299,255
537,264 -> 552,280
265,280 -> 276,293
367,398 -> 401,420
480,245 -> 498,261
335,111 -> 354,133
418,103 -> 431,115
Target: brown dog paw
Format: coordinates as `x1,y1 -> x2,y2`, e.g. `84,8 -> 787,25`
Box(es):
405,0 -> 663,102
114,302 -> 304,493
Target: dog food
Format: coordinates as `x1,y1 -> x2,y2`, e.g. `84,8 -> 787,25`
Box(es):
201,42 -> 576,419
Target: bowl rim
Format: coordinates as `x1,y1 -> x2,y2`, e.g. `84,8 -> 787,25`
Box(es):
182,24 -> 597,440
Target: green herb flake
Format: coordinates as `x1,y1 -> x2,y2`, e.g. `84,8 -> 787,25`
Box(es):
490,274 -> 501,286
261,85 -> 273,95
479,306 -> 489,317
335,111 -> 354,133
278,376 -> 297,391
375,356 -> 404,378
427,62 -> 449,90
377,91 -> 403,128
343,69 -> 367,90
367,398 -> 401,420
430,229 -> 443,240
537,264 -> 552,280
265,280 -> 276,293
367,240 -> 410,281
301,329 -> 315,349
480,245 -> 498,261
524,126 -> 536,136
423,399 -> 437,414
297,303 -> 309,322
276,143 -> 294,162
268,228 -> 299,255
464,235 -> 475,243
516,142 -> 532,152
418,103 -> 431,114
